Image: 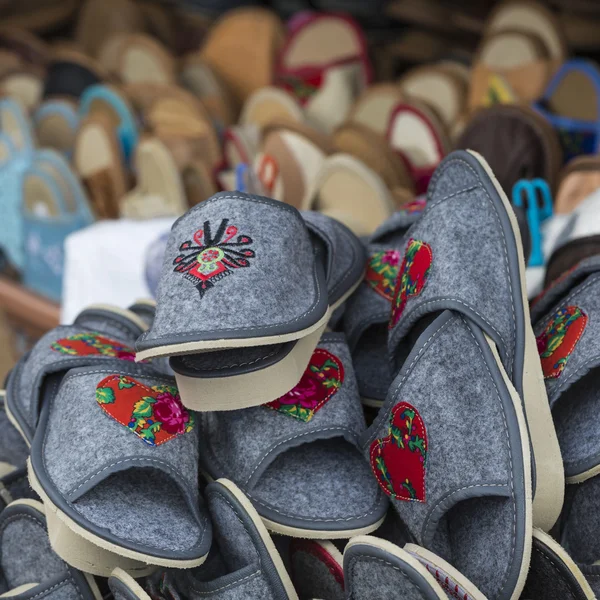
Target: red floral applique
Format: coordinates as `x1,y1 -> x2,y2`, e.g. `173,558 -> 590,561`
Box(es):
96,375 -> 195,446
265,349 -> 344,422
365,250 -> 401,301
536,306 -> 587,379
370,402 -> 428,502
51,333 -> 136,361
290,540 -> 344,589
173,219 -> 255,299
389,239 -> 432,329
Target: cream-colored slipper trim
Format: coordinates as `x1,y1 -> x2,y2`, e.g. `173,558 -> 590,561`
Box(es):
135,308 -> 330,362
110,569 -> 151,599
345,536 -> 447,599
360,397 -> 384,409
83,303 -> 149,333
216,479 -> 300,600
405,544 -> 487,600
174,324 -> 325,411
468,149 -> 564,532
0,462 -> 15,478
28,460 -> 199,577
3,397 -> 31,448
0,583 -> 39,598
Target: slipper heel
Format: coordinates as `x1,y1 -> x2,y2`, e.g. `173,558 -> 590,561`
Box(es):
28,461 -> 156,578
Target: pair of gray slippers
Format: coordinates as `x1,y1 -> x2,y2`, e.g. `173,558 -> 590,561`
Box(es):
349,150 -> 565,600
135,193 -> 366,412
530,254 -> 600,598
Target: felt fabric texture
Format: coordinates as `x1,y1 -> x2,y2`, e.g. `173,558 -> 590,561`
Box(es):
34,363 -> 210,558
0,502 -> 95,600
562,477 -> 600,565
344,543 -> 441,600
362,311 -> 528,600
533,273 -> 600,478
7,315 -> 145,441
289,542 -> 344,600
0,398 -> 28,471
388,152 -> 523,387
137,192 -> 328,353
544,235 -> 600,290
127,302 -> 156,328
198,333 -> 387,532
578,565 -> 600,598
0,469 -> 36,511
147,481 -> 293,600
522,531 -> 594,600
530,255 -> 600,323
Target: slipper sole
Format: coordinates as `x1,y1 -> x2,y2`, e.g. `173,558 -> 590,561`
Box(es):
468,149 -> 564,531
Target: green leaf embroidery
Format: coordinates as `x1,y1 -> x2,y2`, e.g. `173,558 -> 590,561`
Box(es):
151,385 -> 178,396
391,424 -> 405,449
408,436 -> 426,461
149,422 -> 162,434
140,428 -> 155,443
133,399 -> 154,418
96,387 -> 116,404
402,480 -> 417,499
118,376 -> 134,390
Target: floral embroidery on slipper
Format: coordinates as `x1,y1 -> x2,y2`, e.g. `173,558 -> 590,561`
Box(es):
96,375 -> 194,446
365,250 -> 401,301
536,306 -> 588,379
389,239 -> 432,329
264,349 -> 344,422
51,333 -> 136,361
173,219 -> 255,299
370,402 -> 428,502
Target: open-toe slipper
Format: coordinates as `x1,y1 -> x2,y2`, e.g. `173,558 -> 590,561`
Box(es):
198,332 -> 387,538
386,99 -> 450,195
343,208 -> 423,409
382,150 -> 562,532
167,208 -> 364,410
28,363 -> 211,576
362,309 -> 532,599
113,34 -> 176,86
523,528 -> 596,599
34,100 -> 79,157
0,499 -> 102,600
80,84 -> 139,164
533,60 -> 600,162
0,65 -> 44,113
4,304 -> 147,445
289,539 -> 344,600
344,536 -> 450,600
110,479 -> 298,600
302,154 -> 396,236
74,112 -> 128,219
347,83 -> 404,136
240,86 -> 306,130
135,192 -> 328,363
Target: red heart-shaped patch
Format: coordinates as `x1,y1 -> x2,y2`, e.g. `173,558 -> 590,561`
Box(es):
370,402 -> 428,502
365,250 -> 401,302
51,333 -> 136,361
390,239 -> 432,329
96,375 -> 195,446
264,349 -> 344,422
536,306 -> 587,379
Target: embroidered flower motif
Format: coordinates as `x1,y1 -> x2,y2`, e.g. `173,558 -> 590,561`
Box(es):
173,219 -> 255,299
536,306 -> 587,379
96,376 -> 195,446
370,402 -> 428,502
265,349 -> 344,422
365,250 -> 401,301
389,239 -> 433,328
51,333 -> 137,361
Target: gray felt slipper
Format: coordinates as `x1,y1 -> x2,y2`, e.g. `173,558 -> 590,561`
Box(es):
362,310 -> 532,599
0,499 -> 102,600
198,332 -> 388,538
344,536 -> 452,600
109,479 -> 299,600
3,304 -> 148,445
522,528 -> 596,600
532,270 -> 600,484
386,149 -> 562,532
0,468 -> 36,513
343,206 -> 424,409
288,540 -> 344,600
28,363 -> 211,577
167,209 -> 365,412
0,393 -> 28,478
127,300 -> 157,329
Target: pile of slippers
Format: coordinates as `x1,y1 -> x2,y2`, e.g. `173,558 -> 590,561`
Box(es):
4,0 -> 600,599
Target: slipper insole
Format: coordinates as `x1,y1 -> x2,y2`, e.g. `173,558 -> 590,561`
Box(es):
401,73 -> 460,126
480,33 -> 543,69
389,113 -> 440,167
37,114 -> 76,156
252,438 -> 379,523
23,175 -> 60,218
73,468 -> 203,554
0,513 -> 64,589
352,325 -> 391,401
564,475 -> 600,564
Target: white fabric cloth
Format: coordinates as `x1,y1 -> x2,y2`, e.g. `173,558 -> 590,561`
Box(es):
61,217 -> 174,324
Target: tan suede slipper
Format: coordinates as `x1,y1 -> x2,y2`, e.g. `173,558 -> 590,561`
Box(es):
555,155 -> 600,214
